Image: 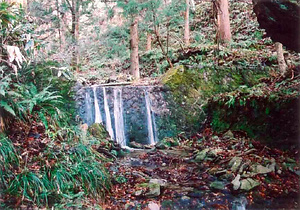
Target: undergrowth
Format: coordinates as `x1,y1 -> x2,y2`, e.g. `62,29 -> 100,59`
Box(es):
0,61 -> 112,207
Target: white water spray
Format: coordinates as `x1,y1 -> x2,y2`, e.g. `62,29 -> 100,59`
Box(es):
144,89 -> 156,145
93,86 -> 103,124
113,88 -> 126,147
85,91 -> 93,124
103,87 -> 115,139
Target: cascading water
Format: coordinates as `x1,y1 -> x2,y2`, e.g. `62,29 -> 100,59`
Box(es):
144,89 -> 156,145
80,85 -> 167,148
93,86 -> 103,124
113,88 -> 126,147
103,87 -> 115,140
85,91 -> 93,125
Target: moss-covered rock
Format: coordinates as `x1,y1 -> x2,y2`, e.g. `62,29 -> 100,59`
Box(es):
161,65 -> 201,103
160,65 -> 204,135
88,123 -> 110,140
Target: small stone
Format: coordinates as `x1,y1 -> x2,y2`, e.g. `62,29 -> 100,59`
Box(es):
133,189 -> 143,197
223,130 -> 234,139
145,183 -> 161,197
148,202 -> 160,210
231,174 -> 241,190
125,202 -> 135,210
208,148 -> 223,157
162,162 -> 167,167
149,178 -> 167,187
267,158 -> 276,172
210,181 -> 225,190
239,161 -> 250,174
240,178 -> 260,191
251,164 -> 272,174
195,148 -> 210,162
155,141 -> 167,149
286,158 -> 296,163
181,196 -> 190,201
229,157 -> 243,172
212,136 -> 220,141
129,141 -> 144,149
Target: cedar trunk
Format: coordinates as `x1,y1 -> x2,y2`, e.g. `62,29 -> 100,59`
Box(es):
216,0 -> 231,43
184,0 -> 190,46
71,0 -> 80,72
146,33 -> 152,51
130,17 -> 140,79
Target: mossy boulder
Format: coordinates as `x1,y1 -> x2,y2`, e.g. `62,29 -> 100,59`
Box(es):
160,65 -> 204,134
161,65 -> 201,103
88,123 -> 110,140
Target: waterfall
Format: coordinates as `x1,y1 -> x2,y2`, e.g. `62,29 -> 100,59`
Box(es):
144,89 -> 156,145
85,91 -> 93,125
103,87 -> 115,139
113,88 -> 126,147
81,86 -> 163,148
93,86 -> 103,124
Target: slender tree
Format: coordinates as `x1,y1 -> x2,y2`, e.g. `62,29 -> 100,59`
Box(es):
184,0 -> 190,46
130,17 -> 140,79
146,33 -> 152,51
66,0 -> 81,72
118,0 -> 142,79
213,0 -> 231,44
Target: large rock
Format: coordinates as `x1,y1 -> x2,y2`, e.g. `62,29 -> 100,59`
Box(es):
252,0 -> 300,52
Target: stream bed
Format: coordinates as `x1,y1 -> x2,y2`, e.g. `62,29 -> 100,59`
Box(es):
105,136 -> 299,210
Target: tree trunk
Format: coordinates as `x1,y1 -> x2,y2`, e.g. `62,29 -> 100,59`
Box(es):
184,0 -> 190,46
130,17 -> 140,79
275,42 -> 287,76
146,33 -> 152,51
216,0 -> 231,44
154,29 -> 173,68
71,0 -> 80,72
0,109 -> 4,132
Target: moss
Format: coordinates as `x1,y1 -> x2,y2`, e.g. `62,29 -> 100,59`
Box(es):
207,96 -> 299,148
161,65 -> 201,100
161,66 -> 204,135
88,123 -> 110,140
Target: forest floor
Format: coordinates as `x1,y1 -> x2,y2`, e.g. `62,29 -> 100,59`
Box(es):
104,131 -> 299,209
